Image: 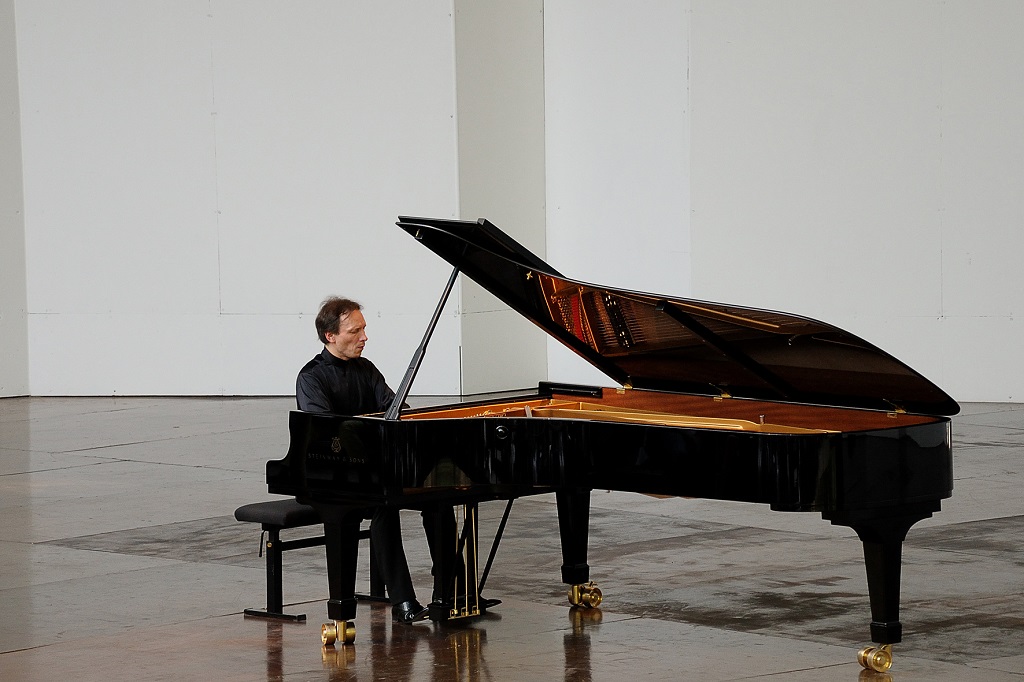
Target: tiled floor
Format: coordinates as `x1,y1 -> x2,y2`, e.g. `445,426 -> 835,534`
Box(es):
0,397 -> 1022,680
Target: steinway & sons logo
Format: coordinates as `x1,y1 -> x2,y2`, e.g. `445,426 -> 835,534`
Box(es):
307,436 -> 367,465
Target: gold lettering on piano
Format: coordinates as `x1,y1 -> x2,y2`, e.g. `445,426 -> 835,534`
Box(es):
306,450 -> 367,465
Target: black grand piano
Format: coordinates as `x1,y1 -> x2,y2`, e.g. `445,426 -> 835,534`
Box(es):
268,217 -> 957,672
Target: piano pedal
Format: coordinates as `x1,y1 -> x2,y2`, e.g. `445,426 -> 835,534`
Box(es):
321,619 -> 356,646
567,581 -> 603,609
430,596 -> 481,621
857,643 -> 893,672
450,603 -> 481,620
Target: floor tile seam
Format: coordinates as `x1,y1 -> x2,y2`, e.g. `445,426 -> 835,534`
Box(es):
575,503 -> 790,530
0,555 -> 189,590
585,497 -> 863,524
955,403 -> 1024,414
0,537 -> 38,548
955,414 -> 1024,425
581,610 -> 864,658
17,454 -> 258,476
0,550 -> 275,586
968,656 -> 1024,671
66,457 -> 261,475
668,620 -> 871,653
725,660 -> 853,681
32,540 -> 197,563
591,514 -> 847,541
54,426 -> 282,454
40,549 -> 313,571
591,561 -> 872,586
902,544 -> 1024,564
0,643 -> 53,657
0,612 -> 255,656
583,528 -> 845,558
899,602 -> 1024,628
910,511 -> 1024,528
38,514 -> 248,542
955,441 -> 1024,452
956,440 -> 1024,450
37,537 -> 262,561
0,458 -> 123,477
953,416 -> 1024,427
578,553 -> 872,586
953,472 -> 1024,482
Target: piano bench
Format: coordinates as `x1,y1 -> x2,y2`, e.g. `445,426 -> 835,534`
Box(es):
234,498 -> 385,622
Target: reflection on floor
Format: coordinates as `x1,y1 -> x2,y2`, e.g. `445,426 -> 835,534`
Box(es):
1,397 -> 1023,680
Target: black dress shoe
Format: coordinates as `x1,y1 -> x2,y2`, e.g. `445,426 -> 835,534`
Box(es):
392,599 -> 430,624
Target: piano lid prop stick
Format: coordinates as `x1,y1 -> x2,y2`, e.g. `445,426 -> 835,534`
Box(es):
384,265 -> 461,421
654,300 -> 794,400
478,498 -> 515,594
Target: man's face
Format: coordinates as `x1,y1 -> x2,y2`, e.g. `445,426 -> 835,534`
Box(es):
325,309 -> 368,360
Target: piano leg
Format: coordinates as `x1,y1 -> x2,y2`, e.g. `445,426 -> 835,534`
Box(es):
320,514 -> 363,645
556,489 -> 591,585
825,502 -> 938,672
557,489 -> 602,608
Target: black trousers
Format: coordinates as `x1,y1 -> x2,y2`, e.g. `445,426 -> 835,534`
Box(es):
368,504 -> 457,605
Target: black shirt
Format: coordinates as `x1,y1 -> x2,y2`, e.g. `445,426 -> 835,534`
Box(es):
295,348 -> 396,415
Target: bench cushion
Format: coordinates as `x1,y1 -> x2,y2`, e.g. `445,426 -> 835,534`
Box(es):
234,499 -> 321,528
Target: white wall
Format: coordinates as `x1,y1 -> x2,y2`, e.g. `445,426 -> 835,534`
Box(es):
544,0 -> 692,386
6,1 -> 1023,402
14,1 -> 462,396
0,0 -> 28,397
690,0 -> 1024,403
454,0 -> 549,394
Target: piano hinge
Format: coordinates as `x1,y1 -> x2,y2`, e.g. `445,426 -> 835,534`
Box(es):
883,400 -> 906,416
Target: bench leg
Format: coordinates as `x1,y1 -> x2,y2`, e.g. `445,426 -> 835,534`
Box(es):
244,527 -> 307,622
266,528 -> 285,614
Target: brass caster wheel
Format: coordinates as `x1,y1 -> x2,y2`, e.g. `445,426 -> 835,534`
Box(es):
857,644 -> 893,672
321,620 -> 356,646
567,581 -> 603,609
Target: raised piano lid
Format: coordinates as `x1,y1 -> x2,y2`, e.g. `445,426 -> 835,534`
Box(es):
397,216 -> 960,417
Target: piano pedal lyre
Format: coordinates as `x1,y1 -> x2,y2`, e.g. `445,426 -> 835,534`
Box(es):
857,643 -> 893,672
321,620 -> 355,646
567,581 -> 603,609
445,503 -> 482,621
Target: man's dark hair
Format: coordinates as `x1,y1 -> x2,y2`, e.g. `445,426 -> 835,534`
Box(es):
315,297 -> 363,344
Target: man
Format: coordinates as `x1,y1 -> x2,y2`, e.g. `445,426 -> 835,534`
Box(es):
296,296 -> 432,623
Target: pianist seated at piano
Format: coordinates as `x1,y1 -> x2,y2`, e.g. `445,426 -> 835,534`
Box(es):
296,295 -> 456,624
